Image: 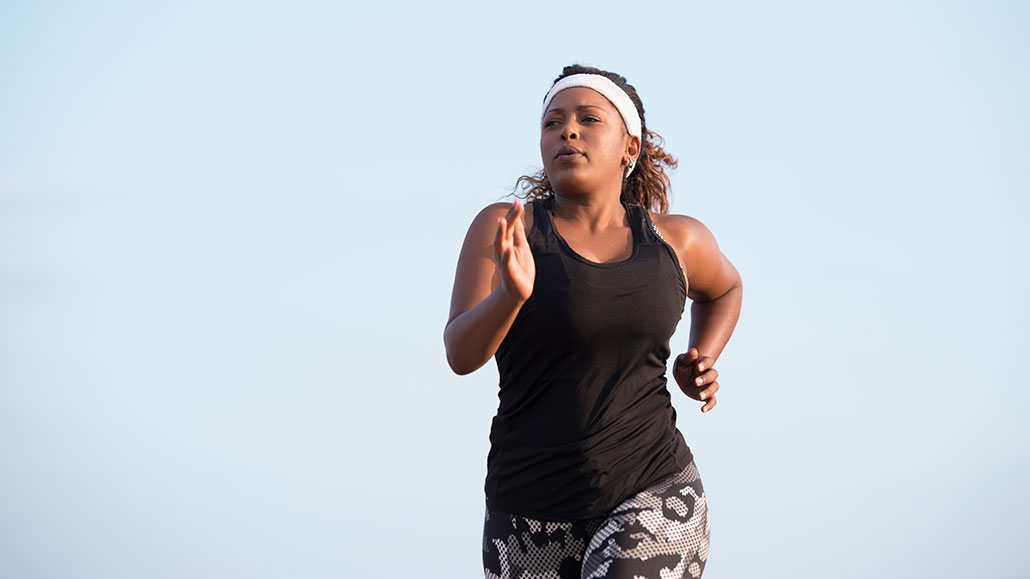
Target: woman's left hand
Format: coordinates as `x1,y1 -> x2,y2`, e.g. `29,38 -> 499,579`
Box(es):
673,347 -> 719,413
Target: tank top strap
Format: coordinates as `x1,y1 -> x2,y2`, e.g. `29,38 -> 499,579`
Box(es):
627,202 -> 663,245
528,198 -> 560,252
631,202 -> 688,293
529,198 -> 553,238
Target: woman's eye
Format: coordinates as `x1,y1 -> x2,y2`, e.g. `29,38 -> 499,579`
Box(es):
584,117 -> 600,123
544,120 -> 559,127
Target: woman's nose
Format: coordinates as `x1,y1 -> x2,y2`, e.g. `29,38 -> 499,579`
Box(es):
560,122 -> 578,140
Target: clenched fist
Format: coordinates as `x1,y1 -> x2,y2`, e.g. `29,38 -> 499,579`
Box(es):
673,347 -> 719,413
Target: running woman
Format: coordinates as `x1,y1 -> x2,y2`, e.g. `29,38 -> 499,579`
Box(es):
445,64 -> 743,579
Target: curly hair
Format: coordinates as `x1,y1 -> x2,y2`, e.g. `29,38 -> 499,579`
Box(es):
513,64 -> 678,214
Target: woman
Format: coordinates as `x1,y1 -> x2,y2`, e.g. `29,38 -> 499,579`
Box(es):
444,64 -> 742,579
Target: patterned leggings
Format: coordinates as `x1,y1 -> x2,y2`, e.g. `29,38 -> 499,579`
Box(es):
483,459 -> 710,579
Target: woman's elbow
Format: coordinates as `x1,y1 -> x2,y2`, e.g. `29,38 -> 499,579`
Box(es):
443,327 -> 480,376
446,353 -> 485,376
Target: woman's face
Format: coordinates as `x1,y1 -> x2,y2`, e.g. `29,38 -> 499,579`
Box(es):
540,86 -> 639,196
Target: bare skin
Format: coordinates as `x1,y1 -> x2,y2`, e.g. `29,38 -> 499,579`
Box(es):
445,87 -> 742,413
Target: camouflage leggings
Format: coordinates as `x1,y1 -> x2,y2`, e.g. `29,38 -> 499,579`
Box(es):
483,459 -> 710,579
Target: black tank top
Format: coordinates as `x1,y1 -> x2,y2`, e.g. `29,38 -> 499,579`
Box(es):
486,196 -> 694,522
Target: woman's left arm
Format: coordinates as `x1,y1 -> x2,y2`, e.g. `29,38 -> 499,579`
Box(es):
657,213 -> 743,413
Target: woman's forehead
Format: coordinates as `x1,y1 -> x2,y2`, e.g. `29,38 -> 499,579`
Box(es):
544,86 -> 617,115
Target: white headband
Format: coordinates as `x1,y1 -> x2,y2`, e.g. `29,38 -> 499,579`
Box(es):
540,73 -> 642,176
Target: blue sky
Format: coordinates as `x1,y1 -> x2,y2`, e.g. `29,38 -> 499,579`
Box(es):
2,1 -> 1028,577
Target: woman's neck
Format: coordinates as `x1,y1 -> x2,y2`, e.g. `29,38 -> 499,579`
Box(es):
550,192 -> 627,232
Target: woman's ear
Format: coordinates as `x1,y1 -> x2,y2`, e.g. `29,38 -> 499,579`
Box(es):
626,134 -> 641,161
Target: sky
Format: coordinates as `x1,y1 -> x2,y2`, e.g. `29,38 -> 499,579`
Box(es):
1,1 -> 1028,577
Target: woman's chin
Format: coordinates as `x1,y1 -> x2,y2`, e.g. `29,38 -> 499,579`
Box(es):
548,170 -> 598,194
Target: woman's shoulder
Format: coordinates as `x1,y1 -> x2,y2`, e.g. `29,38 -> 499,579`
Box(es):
474,198 -> 536,226
474,198 -> 538,216
648,210 -> 711,252
466,198 -> 536,238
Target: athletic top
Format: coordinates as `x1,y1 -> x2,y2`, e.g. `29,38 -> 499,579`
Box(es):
486,196 -> 694,522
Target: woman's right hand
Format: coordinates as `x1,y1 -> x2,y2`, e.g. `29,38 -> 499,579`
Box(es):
493,199 -> 536,304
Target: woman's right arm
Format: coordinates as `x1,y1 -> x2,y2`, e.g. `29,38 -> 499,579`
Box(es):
444,200 -> 535,375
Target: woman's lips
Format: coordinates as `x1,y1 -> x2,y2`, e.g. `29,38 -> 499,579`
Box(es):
556,148 -> 589,162
555,146 -> 585,161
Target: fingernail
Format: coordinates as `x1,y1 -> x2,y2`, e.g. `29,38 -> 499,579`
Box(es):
698,364 -> 704,371
695,377 -> 703,385
700,393 -> 706,400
